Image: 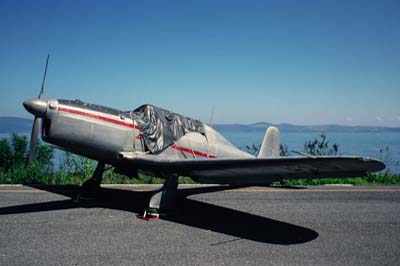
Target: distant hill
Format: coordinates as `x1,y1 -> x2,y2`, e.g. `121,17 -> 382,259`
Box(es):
1,116 -> 399,134
0,117 -> 32,134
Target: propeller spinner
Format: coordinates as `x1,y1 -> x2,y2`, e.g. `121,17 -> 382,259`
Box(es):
24,54 -> 50,164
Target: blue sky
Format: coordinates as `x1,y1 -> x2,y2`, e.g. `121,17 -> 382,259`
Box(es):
1,0 -> 399,126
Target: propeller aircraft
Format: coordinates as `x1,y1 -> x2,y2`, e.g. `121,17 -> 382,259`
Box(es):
23,56 -> 385,216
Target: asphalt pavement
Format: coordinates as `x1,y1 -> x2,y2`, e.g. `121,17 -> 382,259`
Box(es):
0,184 -> 399,266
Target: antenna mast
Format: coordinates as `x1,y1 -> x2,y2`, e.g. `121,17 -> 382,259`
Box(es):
208,106 -> 215,128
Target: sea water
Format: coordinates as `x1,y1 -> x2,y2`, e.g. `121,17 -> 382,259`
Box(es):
218,129 -> 400,173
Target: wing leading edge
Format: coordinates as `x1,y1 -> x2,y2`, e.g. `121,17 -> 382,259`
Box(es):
118,154 -> 385,184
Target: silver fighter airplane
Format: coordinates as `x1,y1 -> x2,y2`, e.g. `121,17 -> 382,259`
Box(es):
23,56 -> 385,212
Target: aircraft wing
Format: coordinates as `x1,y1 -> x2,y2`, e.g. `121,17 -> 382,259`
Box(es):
118,154 -> 385,184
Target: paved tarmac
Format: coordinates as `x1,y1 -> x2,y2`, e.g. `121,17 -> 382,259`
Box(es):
0,184 -> 399,266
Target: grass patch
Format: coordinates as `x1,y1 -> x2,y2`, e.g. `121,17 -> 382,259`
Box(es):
274,172 -> 400,186
1,166 -> 398,186
0,164 -> 198,185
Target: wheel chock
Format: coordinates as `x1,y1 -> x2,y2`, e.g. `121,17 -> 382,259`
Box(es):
137,208 -> 160,221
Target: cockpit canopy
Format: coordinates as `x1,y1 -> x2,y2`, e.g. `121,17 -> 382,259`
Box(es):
133,104 -> 205,154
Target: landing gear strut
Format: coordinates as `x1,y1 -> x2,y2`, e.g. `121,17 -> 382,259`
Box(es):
138,174 -> 179,220
76,161 -> 105,201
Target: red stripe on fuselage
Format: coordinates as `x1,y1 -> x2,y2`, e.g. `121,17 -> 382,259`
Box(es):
59,106 -> 139,129
58,105 -> 217,158
171,144 -> 217,158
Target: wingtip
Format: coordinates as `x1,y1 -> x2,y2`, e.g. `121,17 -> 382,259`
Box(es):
362,157 -> 386,172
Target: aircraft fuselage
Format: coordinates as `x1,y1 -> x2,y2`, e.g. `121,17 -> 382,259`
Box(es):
24,98 -> 252,169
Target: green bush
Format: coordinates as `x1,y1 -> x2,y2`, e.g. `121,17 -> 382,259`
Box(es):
303,132 -> 339,156
0,133 -> 54,184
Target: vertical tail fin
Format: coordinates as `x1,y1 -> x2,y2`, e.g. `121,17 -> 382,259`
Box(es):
258,127 -> 280,158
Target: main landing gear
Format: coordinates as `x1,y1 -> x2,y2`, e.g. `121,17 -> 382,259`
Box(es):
76,161 -> 105,201
137,174 -> 179,221
76,162 -> 179,221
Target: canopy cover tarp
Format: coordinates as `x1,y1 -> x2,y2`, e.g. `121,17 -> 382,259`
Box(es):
133,104 -> 206,154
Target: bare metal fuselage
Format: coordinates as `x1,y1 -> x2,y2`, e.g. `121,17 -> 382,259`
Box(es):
42,99 -> 251,174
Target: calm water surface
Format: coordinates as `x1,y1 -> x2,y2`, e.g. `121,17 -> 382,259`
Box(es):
218,129 -> 400,173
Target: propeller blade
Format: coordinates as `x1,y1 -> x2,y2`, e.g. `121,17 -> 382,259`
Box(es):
38,54 -> 49,99
27,117 -> 41,164
27,54 -> 50,164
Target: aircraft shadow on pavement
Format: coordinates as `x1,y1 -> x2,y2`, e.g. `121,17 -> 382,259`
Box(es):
0,185 -> 318,245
